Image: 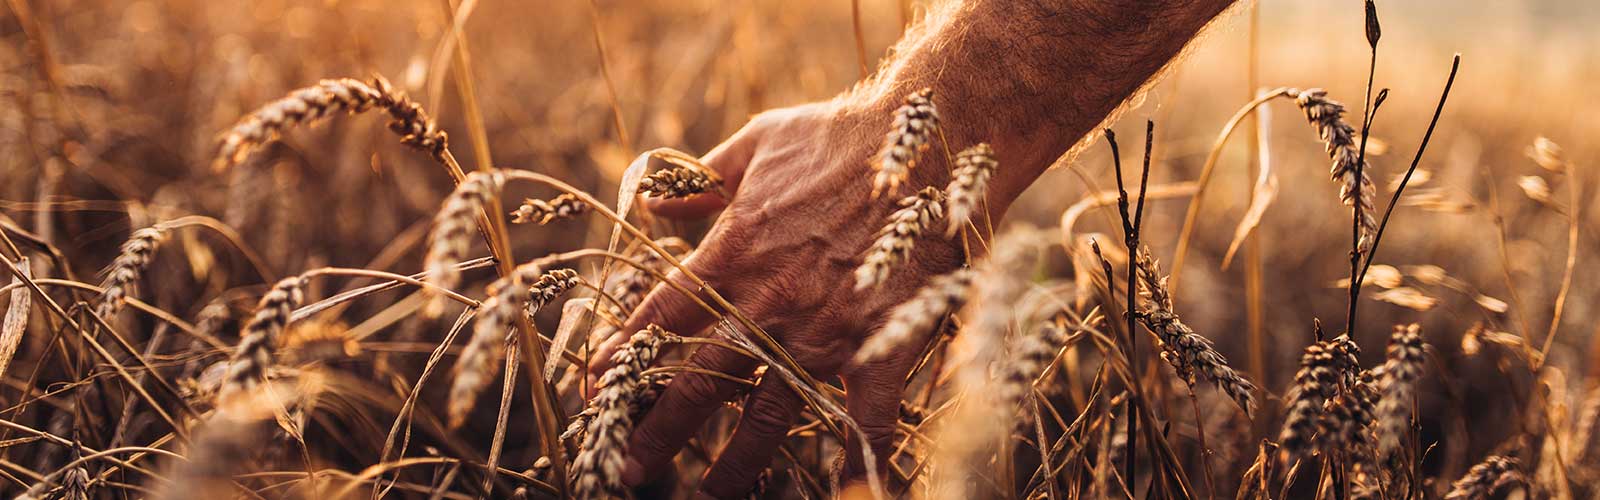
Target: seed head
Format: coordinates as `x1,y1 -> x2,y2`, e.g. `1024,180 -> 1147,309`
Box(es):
872,88 -> 939,197
854,187 -> 945,290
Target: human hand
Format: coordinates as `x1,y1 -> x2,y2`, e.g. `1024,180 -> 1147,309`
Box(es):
588,95 -> 975,498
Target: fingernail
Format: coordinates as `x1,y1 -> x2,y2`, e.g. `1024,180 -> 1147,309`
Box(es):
622,456 -> 646,487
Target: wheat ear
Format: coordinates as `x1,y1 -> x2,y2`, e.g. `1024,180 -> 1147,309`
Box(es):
854,268 -> 973,364
1375,323 -> 1425,457
571,326 -> 666,498
854,186 -> 945,290
1443,455 -> 1522,500
447,266 -> 580,428
94,226 -> 169,319
1277,335 -> 1360,460
1287,88 -> 1377,253
944,143 -> 996,237
214,75 -> 447,170
511,194 -> 588,225
219,276 -> 307,399
639,165 -> 716,199
871,88 -> 938,197
1135,248 -> 1257,415
423,171 -> 504,315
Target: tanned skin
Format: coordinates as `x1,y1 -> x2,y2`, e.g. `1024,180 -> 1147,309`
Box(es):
588,0 -> 1236,497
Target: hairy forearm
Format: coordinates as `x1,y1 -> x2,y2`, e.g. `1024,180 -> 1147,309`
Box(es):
849,0 -> 1236,207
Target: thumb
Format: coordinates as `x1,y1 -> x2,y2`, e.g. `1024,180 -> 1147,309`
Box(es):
645,119 -> 762,219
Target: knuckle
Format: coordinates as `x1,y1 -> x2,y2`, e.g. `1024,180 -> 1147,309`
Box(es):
674,374 -> 727,408
740,393 -> 796,433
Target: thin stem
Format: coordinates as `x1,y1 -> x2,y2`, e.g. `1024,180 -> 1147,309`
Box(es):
1344,83 -> 1386,341
1357,55 -> 1461,294
1168,88 -> 1291,296
1104,130 -> 1140,490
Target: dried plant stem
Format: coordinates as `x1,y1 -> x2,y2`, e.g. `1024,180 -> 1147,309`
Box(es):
0,257 -> 197,440
1168,88 -> 1290,296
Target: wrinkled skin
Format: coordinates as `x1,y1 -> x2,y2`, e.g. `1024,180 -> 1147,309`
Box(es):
590,99 -> 972,498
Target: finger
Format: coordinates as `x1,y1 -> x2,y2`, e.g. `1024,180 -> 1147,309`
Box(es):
838,353 -> 915,487
588,257 -> 720,383
698,374 -> 806,499
622,343 -> 758,487
645,119 -> 762,219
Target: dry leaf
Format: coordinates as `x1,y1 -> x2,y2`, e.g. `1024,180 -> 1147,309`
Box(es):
1,257 -> 30,380
1372,287 -> 1437,311
544,297 -> 596,380
1222,98 -> 1278,269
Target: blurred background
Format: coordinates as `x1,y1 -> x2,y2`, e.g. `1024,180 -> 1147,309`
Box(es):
2,0 -> 1597,496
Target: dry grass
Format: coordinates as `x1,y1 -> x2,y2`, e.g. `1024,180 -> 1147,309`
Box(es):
0,1 -> 1594,499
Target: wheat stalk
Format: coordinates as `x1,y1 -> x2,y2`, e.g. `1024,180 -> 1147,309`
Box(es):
511,194 -> 588,225
1375,323 -> 1425,457
854,268 -> 972,363
1134,248 -> 1257,416
447,266 -> 580,428
1286,88 -> 1377,253
871,88 -> 939,197
1443,455 -> 1522,500
219,276 -> 307,399
213,75 -> 447,170
854,186 -> 945,290
423,171 -> 504,315
571,325 -> 666,498
944,143 -> 996,237
93,226 -> 168,319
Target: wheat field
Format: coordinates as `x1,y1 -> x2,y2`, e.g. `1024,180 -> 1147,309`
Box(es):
0,0 -> 1597,498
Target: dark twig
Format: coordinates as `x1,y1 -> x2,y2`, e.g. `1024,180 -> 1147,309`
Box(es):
1358,55 -> 1462,287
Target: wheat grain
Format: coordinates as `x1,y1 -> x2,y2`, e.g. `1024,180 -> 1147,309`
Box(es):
871,88 -> 938,197
94,226 -> 168,319
511,194 -> 588,225
854,186 -> 945,290
213,76 -> 447,170
1375,323 -> 1425,457
448,267 -> 580,428
1135,248 -> 1257,415
638,165 -> 716,199
571,326 -> 666,498
219,276 -> 307,399
1443,455 -> 1522,500
1287,88 -> 1377,253
944,143 -> 996,237
423,170 -> 503,315
854,268 -> 972,363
